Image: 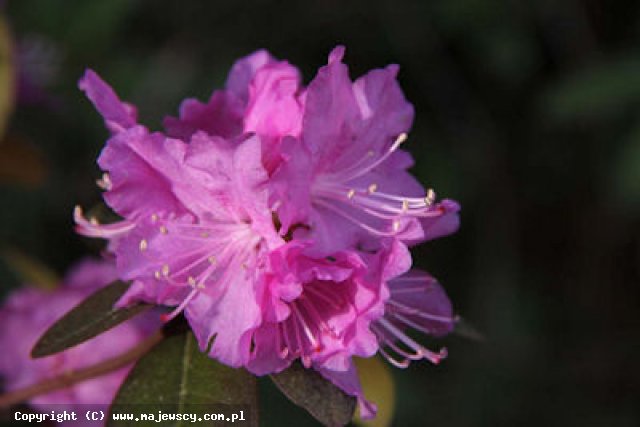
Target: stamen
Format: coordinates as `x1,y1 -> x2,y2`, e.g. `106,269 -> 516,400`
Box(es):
376,317 -> 447,365
387,300 -> 457,324
347,189 -> 356,199
151,213 -> 159,223
291,302 -> 320,351
159,225 -> 168,234
96,173 -> 111,190
395,132 -> 408,145
368,183 -> 378,194
277,322 -> 289,358
425,188 -> 435,206
378,346 -> 410,368
139,239 -> 148,251
160,287 -> 200,323
74,206 -> 135,238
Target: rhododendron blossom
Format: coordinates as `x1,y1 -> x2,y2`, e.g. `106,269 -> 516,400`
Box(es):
75,46 -> 460,419
0,259 -> 159,426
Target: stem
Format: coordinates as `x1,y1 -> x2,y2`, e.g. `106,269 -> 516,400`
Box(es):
0,330 -> 163,408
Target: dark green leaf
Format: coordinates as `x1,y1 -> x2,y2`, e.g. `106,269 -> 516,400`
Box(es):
31,281 -> 151,358
109,331 -> 258,427
270,362 -> 356,427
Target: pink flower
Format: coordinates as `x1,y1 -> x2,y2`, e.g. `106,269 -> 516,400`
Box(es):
74,46 -> 461,420
271,47 -> 460,256
0,259 -> 159,425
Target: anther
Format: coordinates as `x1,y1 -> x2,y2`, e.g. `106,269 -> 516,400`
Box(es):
161,264 -> 170,276
395,133 -> 408,144
188,276 -> 196,287
425,188 -> 435,206
139,239 -> 148,251
402,199 -> 409,212
208,256 -> 217,265
368,183 -> 378,194
392,221 -> 401,232
151,213 -> 159,223
154,271 -> 161,279
159,225 -> 168,234
347,189 -> 356,199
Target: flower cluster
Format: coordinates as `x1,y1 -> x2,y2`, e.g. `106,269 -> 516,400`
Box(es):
75,46 -> 460,418
0,259 -> 159,425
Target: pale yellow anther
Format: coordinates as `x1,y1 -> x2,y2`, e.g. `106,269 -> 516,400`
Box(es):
162,264 -> 170,276
347,189 -> 356,199
154,271 -> 161,279
395,133 -> 408,144
96,173 -> 111,190
151,213 -> 159,223
159,225 -> 168,235
402,199 -> 409,212
392,220 -> 401,232
188,276 -> 196,286
241,263 -> 249,270
208,256 -> 217,265
367,150 -> 375,157
139,239 -> 148,251
368,183 -> 378,194
90,217 -> 99,225
201,232 -> 210,238
197,283 -> 206,289
425,188 -> 435,206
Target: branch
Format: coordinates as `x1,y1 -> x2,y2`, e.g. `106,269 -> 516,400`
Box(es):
0,330 -> 163,408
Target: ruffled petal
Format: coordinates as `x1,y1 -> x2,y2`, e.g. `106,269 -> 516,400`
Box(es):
244,61 -> 304,138
225,49 -> 275,102
163,91 -> 244,140
185,273 -> 262,367
78,69 -> 137,133
97,126 -> 189,219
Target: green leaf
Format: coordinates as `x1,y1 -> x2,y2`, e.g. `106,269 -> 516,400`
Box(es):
31,281 -> 151,358
0,13 -> 15,140
270,362 -> 356,427
109,331 -> 258,427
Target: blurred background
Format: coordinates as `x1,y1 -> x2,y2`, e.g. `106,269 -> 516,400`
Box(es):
1,0 -> 638,426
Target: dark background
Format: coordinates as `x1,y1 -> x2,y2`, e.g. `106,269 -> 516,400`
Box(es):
1,1 -> 638,426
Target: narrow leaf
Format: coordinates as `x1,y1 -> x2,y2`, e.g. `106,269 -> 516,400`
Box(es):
31,281 -> 151,358
109,330 -> 258,427
270,362 -> 356,427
